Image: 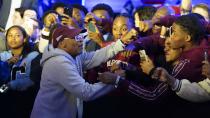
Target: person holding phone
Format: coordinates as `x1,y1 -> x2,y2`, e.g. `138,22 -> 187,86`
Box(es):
30,25 -> 137,118
83,3 -> 114,52
150,59 -> 210,102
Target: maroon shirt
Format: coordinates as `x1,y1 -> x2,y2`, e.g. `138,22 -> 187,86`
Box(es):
172,44 -> 210,82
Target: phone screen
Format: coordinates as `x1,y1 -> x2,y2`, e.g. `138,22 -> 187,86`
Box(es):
88,22 -> 96,32
139,50 -> 147,61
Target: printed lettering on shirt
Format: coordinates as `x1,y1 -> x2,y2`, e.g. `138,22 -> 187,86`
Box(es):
121,50 -> 137,58
106,60 -> 122,67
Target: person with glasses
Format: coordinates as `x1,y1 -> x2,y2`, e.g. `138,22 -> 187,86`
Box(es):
30,25 -> 137,118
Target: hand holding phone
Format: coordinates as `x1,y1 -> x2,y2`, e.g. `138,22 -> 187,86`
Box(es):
88,22 -> 96,32
139,50 -> 148,61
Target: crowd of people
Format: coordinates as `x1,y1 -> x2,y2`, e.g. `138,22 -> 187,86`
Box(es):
0,0 -> 210,118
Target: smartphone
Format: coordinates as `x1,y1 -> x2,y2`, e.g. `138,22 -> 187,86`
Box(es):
64,7 -> 72,17
139,50 -> 147,61
88,22 -> 96,32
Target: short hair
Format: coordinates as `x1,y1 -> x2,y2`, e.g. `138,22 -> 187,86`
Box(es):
52,2 -> 66,10
72,4 -> 88,15
91,3 -> 114,18
174,13 -> 206,44
114,13 -> 134,27
134,5 -> 157,20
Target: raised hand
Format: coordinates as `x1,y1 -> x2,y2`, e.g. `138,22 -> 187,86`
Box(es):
138,20 -> 153,32
60,14 -> 79,28
87,23 -> 104,47
140,56 -> 154,75
84,13 -> 100,25
121,28 -> 138,45
45,13 -> 58,28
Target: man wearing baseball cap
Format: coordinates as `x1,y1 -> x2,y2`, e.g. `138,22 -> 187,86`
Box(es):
31,25 -> 137,118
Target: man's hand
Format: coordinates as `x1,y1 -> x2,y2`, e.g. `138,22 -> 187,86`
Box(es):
152,67 -> 176,86
202,60 -> 210,79
137,20 -> 154,32
87,23 -> 104,47
140,57 -> 154,75
84,13 -> 101,25
88,31 -> 104,47
121,29 -> 138,45
45,14 -> 58,28
110,62 -> 126,77
98,72 -> 118,85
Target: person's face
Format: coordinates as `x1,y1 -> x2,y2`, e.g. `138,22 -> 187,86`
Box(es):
7,27 -> 25,49
93,10 -> 111,20
112,16 -> 132,40
164,37 -> 182,63
61,37 -> 83,57
170,23 -> 190,49
55,7 -> 64,15
192,7 -> 209,22
72,8 -> 85,25
44,13 -> 58,28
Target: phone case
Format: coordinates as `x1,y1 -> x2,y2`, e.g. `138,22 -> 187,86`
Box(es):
88,22 -> 96,32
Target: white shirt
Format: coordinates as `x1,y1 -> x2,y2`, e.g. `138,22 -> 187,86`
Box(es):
5,0 -> 22,30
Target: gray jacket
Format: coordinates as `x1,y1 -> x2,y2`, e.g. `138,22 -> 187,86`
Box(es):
31,40 -> 125,118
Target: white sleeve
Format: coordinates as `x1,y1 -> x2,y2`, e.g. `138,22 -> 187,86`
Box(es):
176,79 -> 210,102
81,39 -> 125,70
